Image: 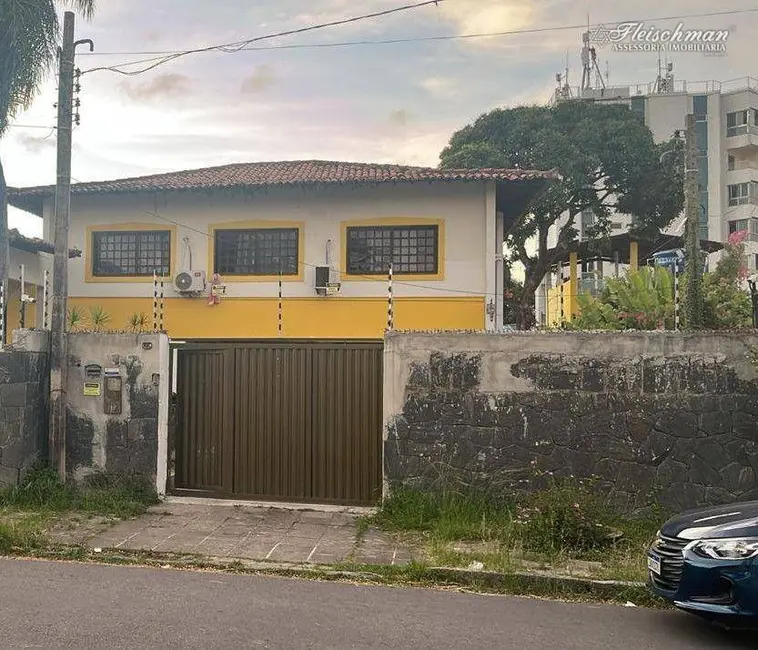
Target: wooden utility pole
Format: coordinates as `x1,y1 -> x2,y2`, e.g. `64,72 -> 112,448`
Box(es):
683,113 -> 703,329
49,12 -> 76,480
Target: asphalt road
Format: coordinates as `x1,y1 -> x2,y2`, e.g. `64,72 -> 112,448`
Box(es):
0,559 -> 754,649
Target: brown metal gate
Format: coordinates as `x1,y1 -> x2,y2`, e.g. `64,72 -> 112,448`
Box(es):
174,341 -> 383,505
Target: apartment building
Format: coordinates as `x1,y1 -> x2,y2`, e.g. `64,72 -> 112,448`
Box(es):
538,73 -> 758,323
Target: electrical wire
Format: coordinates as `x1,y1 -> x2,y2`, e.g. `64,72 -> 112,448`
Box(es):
5,124 -> 57,130
81,0 -> 443,76
79,7 -> 758,73
130,205 -> 505,297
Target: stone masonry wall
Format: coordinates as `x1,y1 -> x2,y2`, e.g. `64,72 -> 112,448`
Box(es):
0,347 -> 48,487
383,332 -> 758,514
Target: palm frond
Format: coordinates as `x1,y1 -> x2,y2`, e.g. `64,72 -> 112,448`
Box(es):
0,0 -> 96,136
62,0 -> 96,20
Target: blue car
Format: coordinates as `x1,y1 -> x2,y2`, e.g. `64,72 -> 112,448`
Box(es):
648,500 -> 758,629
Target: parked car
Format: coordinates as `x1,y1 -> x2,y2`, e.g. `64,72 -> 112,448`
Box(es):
648,500 -> 758,628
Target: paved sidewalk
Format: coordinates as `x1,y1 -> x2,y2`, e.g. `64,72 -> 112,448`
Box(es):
84,502 -> 414,566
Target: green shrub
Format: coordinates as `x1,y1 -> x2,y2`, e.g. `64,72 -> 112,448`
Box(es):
515,478 -> 614,554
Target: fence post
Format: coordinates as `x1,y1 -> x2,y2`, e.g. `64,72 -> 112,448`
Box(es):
19,264 -> 25,330
674,264 -> 680,330
278,271 -> 283,337
43,270 -> 50,330
0,281 -> 5,347
387,263 -> 393,331
153,271 -> 158,332
159,273 -> 165,332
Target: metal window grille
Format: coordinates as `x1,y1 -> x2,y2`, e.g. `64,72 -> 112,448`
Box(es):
346,225 -> 438,275
214,228 -> 299,275
93,230 -> 170,276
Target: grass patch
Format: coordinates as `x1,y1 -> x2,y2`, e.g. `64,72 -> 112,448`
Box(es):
374,487 -> 513,541
373,483 -> 661,584
0,466 -> 158,519
0,466 -> 159,553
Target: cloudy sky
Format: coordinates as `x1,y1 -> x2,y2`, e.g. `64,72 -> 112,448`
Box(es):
4,0 -> 757,236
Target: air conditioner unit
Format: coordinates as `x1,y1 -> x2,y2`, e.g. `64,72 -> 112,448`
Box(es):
315,266 -> 341,296
174,270 -> 206,294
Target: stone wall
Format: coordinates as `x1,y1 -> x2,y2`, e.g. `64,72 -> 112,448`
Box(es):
383,332 -> 758,513
65,333 -> 169,492
0,339 -> 48,487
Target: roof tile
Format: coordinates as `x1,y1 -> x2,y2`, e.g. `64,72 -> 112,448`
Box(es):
9,160 -> 558,199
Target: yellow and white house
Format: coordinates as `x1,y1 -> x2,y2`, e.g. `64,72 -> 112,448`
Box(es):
9,160 -> 556,339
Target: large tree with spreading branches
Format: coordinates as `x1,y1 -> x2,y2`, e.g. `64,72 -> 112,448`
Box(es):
440,100 -> 684,328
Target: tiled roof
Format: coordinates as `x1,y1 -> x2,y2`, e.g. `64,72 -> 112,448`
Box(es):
8,229 -> 81,258
8,160 -> 558,204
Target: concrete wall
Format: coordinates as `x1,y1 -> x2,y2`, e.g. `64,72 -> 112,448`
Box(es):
0,333 -> 49,487
383,332 -> 758,514
65,332 -> 170,493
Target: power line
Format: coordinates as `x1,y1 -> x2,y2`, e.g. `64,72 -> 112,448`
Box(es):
81,0 -> 443,76
6,124 -> 57,130
80,7 -> 758,72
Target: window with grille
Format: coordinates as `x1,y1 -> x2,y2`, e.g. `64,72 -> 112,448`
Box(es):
214,228 -> 299,276
346,224 -> 439,275
92,230 -> 170,277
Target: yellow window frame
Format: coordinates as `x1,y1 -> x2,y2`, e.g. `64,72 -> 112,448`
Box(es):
208,220 -> 305,282
340,217 -> 445,282
85,223 -> 177,284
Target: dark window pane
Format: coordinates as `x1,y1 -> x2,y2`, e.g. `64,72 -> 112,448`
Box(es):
693,95 -> 707,117
346,225 -> 439,275
214,228 -> 299,275
92,230 -> 170,277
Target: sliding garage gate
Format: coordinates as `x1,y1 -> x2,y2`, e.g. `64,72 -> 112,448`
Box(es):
173,341 -> 383,506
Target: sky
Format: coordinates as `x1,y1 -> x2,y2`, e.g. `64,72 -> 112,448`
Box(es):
3,0 -> 757,238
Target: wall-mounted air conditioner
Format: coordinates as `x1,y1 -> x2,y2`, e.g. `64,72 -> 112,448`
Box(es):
315,266 -> 341,296
174,270 -> 206,295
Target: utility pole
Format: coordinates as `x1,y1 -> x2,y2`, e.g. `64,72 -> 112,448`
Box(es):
49,12 -> 76,480
683,113 -> 703,329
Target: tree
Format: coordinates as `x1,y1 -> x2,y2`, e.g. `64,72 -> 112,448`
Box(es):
699,230 -> 752,329
0,1 -> 95,290
439,101 -> 684,329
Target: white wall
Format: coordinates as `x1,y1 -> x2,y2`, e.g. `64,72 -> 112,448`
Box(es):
646,94 -> 691,142
45,182 -> 490,300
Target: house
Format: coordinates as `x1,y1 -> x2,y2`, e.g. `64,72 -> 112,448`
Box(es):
9,160 -> 556,339
8,160 -> 556,506
2,229 -> 80,341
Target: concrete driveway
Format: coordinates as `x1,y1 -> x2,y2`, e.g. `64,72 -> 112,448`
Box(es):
84,500 -> 413,566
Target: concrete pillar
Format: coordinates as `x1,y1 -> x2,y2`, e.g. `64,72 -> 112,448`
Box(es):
630,240 -> 639,271
569,252 -> 578,317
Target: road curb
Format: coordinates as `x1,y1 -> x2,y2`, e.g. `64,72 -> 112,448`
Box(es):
7,544 -> 666,607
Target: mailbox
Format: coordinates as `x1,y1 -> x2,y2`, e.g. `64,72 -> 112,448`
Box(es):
83,364 -> 102,397
103,367 -> 123,415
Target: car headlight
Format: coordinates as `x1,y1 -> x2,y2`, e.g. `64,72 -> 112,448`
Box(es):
688,538 -> 758,560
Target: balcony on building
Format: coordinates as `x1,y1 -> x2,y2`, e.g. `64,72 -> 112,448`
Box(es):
727,154 -> 758,185
727,181 -> 758,225
726,108 -> 758,153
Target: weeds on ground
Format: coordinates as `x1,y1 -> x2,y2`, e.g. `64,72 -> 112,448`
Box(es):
0,466 -> 159,551
374,480 -> 660,582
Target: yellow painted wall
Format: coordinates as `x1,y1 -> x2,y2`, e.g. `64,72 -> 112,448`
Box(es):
67,296 -> 485,339
546,281 -> 575,327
